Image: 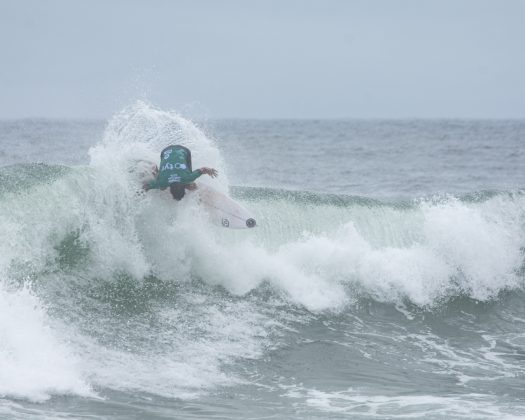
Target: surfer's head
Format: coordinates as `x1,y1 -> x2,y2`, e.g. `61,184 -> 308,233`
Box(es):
169,183 -> 185,201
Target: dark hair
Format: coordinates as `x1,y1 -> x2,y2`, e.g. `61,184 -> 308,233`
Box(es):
169,183 -> 185,200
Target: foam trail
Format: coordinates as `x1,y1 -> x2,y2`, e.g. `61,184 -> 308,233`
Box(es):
284,385 -> 521,419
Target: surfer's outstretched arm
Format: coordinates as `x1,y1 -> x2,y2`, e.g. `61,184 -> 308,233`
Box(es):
200,167 -> 218,178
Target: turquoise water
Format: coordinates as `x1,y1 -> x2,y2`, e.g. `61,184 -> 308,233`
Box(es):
1,102 -> 525,419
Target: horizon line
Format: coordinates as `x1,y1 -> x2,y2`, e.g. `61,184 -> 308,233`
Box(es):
1,116 -> 524,122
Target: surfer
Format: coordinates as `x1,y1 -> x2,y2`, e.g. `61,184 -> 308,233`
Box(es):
143,145 -> 218,200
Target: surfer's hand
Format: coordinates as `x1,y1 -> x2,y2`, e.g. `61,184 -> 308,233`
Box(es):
142,182 -> 151,191
201,167 -> 218,178
152,165 -> 159,176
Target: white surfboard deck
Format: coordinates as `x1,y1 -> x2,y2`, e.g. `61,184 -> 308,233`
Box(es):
196,184 -> 256,229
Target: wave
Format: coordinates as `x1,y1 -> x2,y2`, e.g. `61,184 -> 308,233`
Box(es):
1,99 -> 524,312
1,161 -> 524,311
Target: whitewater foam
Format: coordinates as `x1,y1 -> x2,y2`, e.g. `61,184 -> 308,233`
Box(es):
0,287 -> 93,402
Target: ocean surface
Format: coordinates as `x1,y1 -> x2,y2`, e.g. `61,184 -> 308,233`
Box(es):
1,101 -> 525,419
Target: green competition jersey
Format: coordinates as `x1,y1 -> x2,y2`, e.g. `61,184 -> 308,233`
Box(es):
147,146 -> 202,189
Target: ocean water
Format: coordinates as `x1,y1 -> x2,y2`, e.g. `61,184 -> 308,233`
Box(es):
1,101 -> 525,419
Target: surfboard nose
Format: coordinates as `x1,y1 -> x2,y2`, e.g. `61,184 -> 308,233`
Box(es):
246,218 -> 256,228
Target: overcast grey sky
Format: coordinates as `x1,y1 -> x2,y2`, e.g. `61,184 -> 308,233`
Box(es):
1,0 -> 524,119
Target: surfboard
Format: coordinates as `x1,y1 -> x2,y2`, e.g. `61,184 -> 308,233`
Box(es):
196,184 -> 256,229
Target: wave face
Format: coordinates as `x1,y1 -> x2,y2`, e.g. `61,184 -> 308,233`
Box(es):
1,104 -> 525,418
